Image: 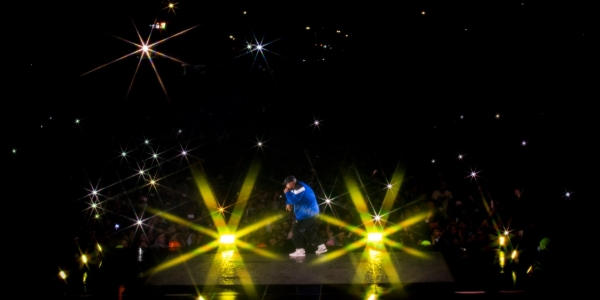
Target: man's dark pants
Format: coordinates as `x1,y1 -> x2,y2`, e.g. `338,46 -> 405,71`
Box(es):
291,215 -> 321,249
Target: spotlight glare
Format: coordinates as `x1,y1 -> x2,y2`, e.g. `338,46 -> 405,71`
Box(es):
59,271 -> 67,280
325,199 -> 331,204
387,184 -> 392,189
368,233 -> 383,242
220,234 -> 235,244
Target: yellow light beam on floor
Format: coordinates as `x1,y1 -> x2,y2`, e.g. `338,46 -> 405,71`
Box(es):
379,166 -> 404,222
235,239 -> 283,260
146,208 -> 220,239
191,165 -> 228,234
311,238 -> 368,264
319,214 -> 366,236
235,214 -> 285,240
344,174 -> 377,228
145,241 -> 220,275
227,159 -> 261,230
383,213 -> 428,236
384,240 -> 430,259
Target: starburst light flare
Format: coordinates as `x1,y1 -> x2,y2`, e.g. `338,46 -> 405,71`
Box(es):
564,190 -> 573,200
466,167 -> 481,182
80,18 -> 200,100
162,1 -> 178,15
230,32 -> 287,77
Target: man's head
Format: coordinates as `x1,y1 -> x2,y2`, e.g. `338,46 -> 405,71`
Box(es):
433,226 -> 443,238
283,175 -> 297,189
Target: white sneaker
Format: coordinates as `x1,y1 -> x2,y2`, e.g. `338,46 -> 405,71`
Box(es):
315,244 -> 327,254
289,248 -> 306,257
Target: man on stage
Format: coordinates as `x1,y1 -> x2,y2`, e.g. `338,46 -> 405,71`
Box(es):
282,175 -> 328,257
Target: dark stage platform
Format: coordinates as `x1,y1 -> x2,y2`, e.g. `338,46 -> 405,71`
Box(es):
53,245 -> 553,299
145,250 -> 453,286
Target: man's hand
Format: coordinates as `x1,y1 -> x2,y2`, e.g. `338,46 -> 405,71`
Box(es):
286,204 -> 292,211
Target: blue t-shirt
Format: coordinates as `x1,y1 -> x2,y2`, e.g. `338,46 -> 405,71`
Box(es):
285,181 -> 320,220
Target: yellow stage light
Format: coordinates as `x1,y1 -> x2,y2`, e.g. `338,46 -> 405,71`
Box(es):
220,234 -> 235,244
368,233 -> 382,242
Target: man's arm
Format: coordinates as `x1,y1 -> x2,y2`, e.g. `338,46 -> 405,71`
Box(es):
285,185 -> 306,205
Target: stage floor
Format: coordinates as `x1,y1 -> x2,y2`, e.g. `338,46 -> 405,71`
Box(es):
144,249 -> 453,286
55,246 -> 548,299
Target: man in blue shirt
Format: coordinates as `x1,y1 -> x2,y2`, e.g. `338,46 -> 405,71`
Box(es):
283,175 -> 328,257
